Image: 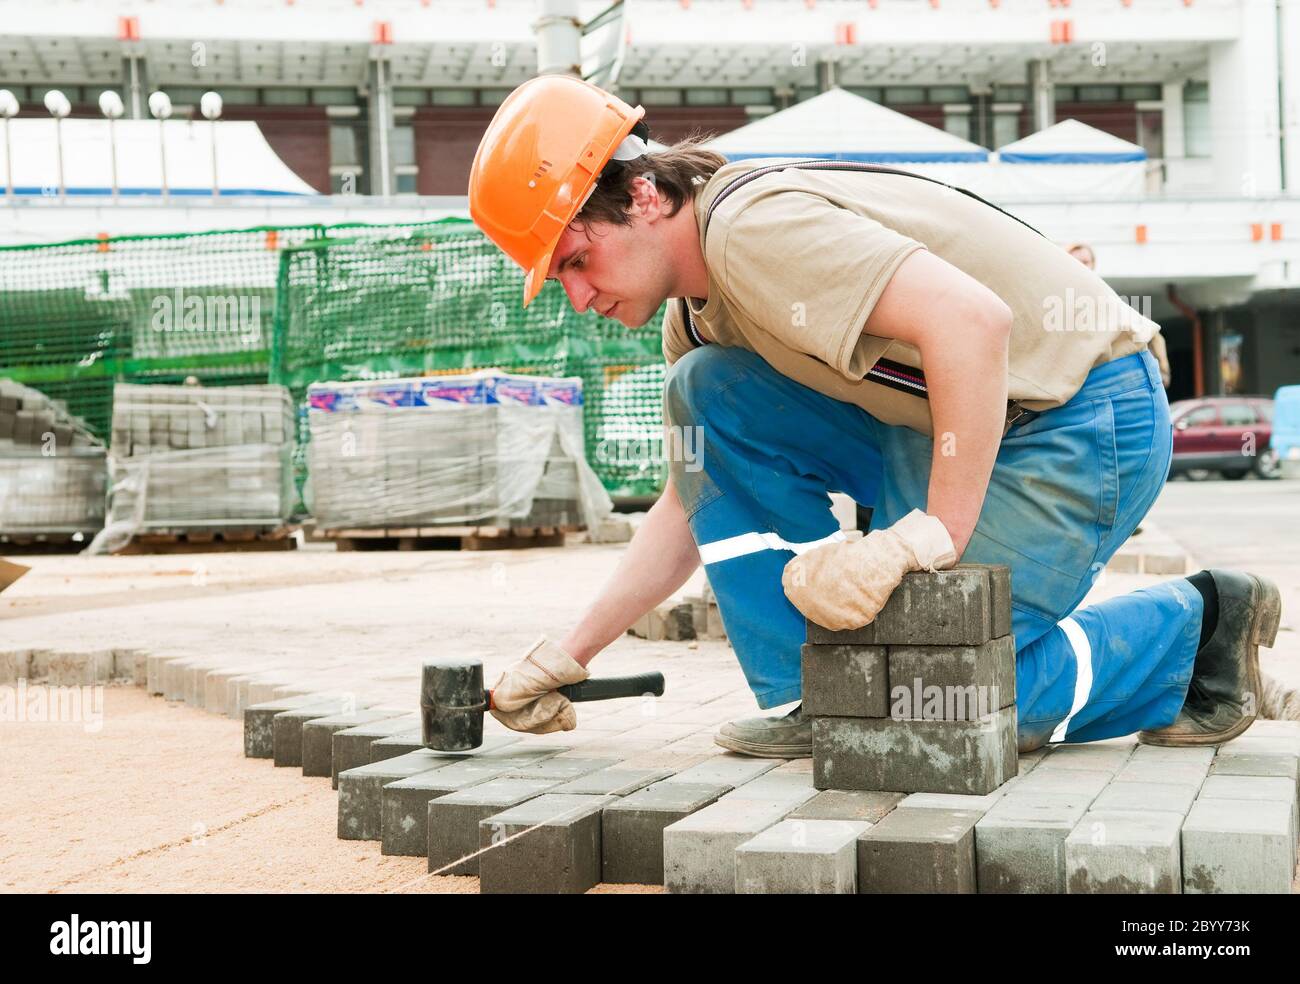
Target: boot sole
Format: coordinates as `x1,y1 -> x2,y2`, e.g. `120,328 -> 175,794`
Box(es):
712,733 -> 811,758
1138,573 -> 1279,747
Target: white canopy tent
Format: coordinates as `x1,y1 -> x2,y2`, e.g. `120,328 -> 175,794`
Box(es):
703,87 -> 989,164
0,117 -> 318,197
993,119 -> 1147,200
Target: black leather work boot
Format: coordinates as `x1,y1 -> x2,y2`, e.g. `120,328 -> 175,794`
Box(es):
714,704 -> 811,757
1138,570 -> 1281,747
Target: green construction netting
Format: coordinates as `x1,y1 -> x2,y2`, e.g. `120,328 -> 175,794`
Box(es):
271,223 -> 668,499
0,217 -> 670,502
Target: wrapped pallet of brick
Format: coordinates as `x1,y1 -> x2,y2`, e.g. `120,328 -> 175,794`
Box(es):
0,379 -> 107,540
86,382 -> 296,553
304,370 -> 612,532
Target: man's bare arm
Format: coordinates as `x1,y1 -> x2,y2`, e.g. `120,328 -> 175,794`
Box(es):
864,249 -> 1012,557
558,478 -> 702,667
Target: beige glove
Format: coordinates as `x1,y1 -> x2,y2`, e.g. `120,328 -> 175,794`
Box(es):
782,509 -> 957,631
488,635 -> 590,734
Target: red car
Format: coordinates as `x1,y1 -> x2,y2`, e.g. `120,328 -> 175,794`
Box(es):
1168,396 -> 1280,480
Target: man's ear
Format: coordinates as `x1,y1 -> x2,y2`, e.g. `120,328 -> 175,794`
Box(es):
628,173 -> 661,219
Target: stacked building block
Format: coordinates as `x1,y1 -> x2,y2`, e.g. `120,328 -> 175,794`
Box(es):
103,382 -> 296,535
305,371 -> 605,532
0,379 -> 107,536
805,564 -> 1018,795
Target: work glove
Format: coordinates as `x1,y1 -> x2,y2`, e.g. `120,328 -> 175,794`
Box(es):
488,634 -> 589,735
781,509 -> 958,632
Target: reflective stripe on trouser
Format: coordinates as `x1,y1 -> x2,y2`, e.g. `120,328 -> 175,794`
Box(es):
663,344 -> 1201,745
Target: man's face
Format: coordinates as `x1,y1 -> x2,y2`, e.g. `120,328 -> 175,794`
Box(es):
544,184 -> 676,328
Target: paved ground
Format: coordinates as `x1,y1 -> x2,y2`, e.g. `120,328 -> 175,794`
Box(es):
1,476 -> 1296,892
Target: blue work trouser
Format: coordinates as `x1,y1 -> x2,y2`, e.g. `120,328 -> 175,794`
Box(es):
664,345 -> 1201,750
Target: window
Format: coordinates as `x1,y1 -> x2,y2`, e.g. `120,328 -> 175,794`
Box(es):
330,124 -> 361,167
393,89 -> 427,106
313,88 -> 357,106
1121,84 -> 1162,102
844,86 -> 882,103
1183,81 -> 1210,158
390,125 -> 416,168
1077,85 -> 1120,102
1220,405 -> 1257,426
220,89 -> 259,105
1183,406 -> 1219,427
395,171 -> 418,194
638,88 -> 683,106
479,90 -> 511,107
731,88 -> 773,106
431,89 -> 475,106
929,86 -> 968,104
943,107 -> 971,141
685,88 -> 728,105
263,87 -> 310,106
995,85 -> 1027,103
884,87 -> 926,105
993,112 -> 1020,147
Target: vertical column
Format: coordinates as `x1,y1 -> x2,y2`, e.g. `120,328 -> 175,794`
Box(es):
1281,0 -> 1300,193
535,0 -> 581,77
1027,58 -> 1053,134
121,53 -> 148,120
366,55 -> 393,197
1208,0 -> 1282,196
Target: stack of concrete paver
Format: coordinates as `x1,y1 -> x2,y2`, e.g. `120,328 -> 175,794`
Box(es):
118,595 -> 1299,894
305,371 -> 603,532
102,383 -> 296,535
0,379 -> 107,536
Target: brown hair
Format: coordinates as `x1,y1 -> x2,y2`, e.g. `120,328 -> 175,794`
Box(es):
577,134 -> 728,227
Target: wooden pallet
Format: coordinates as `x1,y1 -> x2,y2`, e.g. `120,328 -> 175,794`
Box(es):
315,524 -> 584,552
0,531 -> 98,554
113,526 -> 298,555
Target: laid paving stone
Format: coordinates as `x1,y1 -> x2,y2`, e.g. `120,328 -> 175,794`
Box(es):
144,653 -> 170,694
45,650 -> 114,687
735,819 -> 871,894
551,767 -> 673,797
1181,797 -> 1295,894
330,714 -> 422,787
163,657 -> 205,700
1111,759 -> 1209,789
806,565 -> 1006,647
1210,737 -> 1300,795
369,731 -> 427,762
478,794 -> 617,894
1197,774 -> 1299,843
244,695 -> 336,759
338,752 -> 460,840
0,650 -> 31,684
813,708 -> 1017,795
1065,809 -> 1183,894
427,777 -> 563,875
1012,768 -> 1114,799
1245,720 -> 1300,739
1091,781 -> 1198,816
301,708 -> 403,778
858,807 -> 981,894
729,771 -> 817,801
975,791 -> 1096,893
1129,744 -> 1217,767
272,699 -> 358,767
382,754 -> 564,856
1035,742 -> 1136,775
183,661 -> 219,707
663,791 -> 813,894
800,644 -> 888,717
1017,748 -> 1048,775
112,649 -> 147,685
900,782 -> 1017,813
886,636 -> 1016,719
789,790 -> 907,824
659,754 -> 780,791
501,757 -> 620,782
601,782 -> 730,885
204,668 -> 249,714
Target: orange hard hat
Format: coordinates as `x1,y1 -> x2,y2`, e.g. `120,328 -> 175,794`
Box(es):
469,75 -> 646,307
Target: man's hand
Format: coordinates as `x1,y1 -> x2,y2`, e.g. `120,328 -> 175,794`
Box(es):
781,510 -> 957,631
489,635 -> 590,734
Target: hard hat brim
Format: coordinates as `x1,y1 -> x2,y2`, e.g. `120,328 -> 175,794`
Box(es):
522,243 -> 556,308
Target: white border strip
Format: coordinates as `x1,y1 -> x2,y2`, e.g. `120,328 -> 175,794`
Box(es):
1050,616 -> 1095,743
697,529 -> 847,566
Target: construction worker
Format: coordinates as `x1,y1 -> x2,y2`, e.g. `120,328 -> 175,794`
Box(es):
470,75 -> 1293,755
